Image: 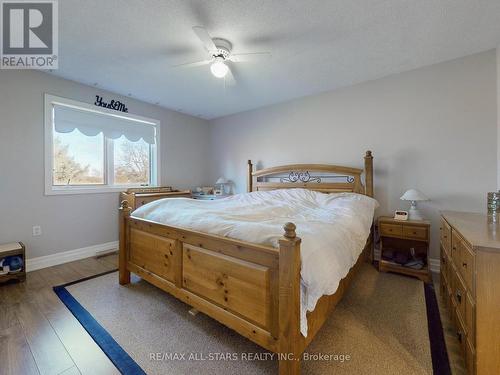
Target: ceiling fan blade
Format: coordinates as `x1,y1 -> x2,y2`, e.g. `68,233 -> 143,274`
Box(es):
224,65 -> 236,87
171,59 -> 212,68
229,52 -> 271,63
192,26 -> 217,53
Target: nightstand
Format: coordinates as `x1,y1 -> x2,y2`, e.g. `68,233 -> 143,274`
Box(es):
378,216 -> 431,283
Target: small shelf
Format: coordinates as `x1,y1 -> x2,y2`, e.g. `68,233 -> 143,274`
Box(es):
379,259 -> 430,282
377,216 -> 431,283
0,242 -> 26,285
0,272 -> 25,283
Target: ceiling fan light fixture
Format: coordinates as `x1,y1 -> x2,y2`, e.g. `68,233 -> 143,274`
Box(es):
210,59 -> 229,78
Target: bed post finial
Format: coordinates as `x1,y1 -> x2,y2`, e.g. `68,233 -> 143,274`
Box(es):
119,199 -> 132,285
247,159 -> 253,193
283,222 -> 296,239
278,221 -> 301,374
364,150 -> 374,198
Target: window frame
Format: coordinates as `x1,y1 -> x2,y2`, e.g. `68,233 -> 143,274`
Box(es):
44,94 -> 161,195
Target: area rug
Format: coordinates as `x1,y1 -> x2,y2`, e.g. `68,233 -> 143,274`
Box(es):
54,264 -> 450,375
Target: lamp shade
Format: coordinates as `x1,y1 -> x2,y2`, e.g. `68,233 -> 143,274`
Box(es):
216,177 -> 228,184
400,189 -> 429,202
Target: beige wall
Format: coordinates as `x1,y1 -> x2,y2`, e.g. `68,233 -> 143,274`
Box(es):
0,70 -> 210,258
208,50 -> 498,259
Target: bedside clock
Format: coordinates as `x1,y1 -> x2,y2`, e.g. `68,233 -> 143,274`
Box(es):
394,210 -> 408,221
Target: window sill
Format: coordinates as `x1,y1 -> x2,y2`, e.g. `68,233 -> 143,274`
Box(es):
45,185 -> 152,196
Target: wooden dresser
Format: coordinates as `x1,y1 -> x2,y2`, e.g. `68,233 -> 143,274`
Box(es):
440,211 -> 500,375
119,187 -> 192,210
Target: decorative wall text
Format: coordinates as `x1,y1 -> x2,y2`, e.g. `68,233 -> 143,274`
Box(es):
94,95 -> 128,113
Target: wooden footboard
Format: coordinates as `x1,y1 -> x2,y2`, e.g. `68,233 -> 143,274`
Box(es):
119,201 -> 371,374
118,151 -> 374,375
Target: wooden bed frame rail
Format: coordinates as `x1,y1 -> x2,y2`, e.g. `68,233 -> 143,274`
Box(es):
119,151 -> 374,375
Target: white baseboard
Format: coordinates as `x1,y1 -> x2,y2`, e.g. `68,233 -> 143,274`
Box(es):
26,241 -> 118,272
373,249 -> 440,273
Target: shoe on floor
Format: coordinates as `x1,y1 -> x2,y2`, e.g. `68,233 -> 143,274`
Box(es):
0,258 -> 10,275
4,256 -> 23,273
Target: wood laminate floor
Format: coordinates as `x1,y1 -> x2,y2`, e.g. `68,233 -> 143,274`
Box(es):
0,253 -> 119,375
0,256 -> 465,375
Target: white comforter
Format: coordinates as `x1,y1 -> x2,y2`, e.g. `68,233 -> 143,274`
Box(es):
132,189 -> 378,336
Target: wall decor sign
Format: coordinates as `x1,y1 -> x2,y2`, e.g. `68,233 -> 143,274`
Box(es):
94,95 -> 128,113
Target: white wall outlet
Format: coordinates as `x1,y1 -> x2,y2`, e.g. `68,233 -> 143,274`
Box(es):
32,225 -> 42,236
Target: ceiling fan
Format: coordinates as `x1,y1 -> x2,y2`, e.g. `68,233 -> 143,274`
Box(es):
173,26 -> 271,85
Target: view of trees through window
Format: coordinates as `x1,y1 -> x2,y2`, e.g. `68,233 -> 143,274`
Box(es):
53,130 -> 104,185
53,129 -> 151,186
114,136 -> 150,185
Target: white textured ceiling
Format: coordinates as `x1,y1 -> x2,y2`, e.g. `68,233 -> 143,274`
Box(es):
53,0 -> 500,119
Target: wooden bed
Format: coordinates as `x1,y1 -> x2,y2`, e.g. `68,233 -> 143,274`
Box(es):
118,151 -> 374,375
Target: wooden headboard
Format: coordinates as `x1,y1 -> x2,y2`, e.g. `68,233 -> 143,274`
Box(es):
247,150 -> 373,197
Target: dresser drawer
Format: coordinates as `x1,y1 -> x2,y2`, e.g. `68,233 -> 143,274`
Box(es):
440,271 -> 447,301
456,313 -> 467,357
454,272 -> 467,323
446,276 -> 453,310
459,242 -> 475,293
440,217 -> 452,254
403,225 -> 428,241
465,292 -> 475,345
448,264 -> 455,297
440,248 -> 448,282
442,249 -> 452,287
465,338 -> 475,375
448,272 -> 456,322
448,261 -> 455,285
379,223 -> 402,237
451,231 -> 462,267
450,295 -> 457,326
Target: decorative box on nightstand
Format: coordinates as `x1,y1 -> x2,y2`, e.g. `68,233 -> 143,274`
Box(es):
378,216 -> 431,283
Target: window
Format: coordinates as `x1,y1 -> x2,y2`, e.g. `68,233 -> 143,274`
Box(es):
53,129 -> 105,185
113,136 -> 151,185
44,94 -> 160,195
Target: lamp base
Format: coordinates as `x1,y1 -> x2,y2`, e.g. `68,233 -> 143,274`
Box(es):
408,206 -> 424,221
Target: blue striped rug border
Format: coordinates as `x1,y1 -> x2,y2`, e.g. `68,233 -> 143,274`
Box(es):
424,282 -> 452,375
55,270 -> 450,375
53,270 -> 146,375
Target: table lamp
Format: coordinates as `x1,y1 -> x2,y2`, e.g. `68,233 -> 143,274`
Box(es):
216,177 -> 229,194
400,189 -> 429,220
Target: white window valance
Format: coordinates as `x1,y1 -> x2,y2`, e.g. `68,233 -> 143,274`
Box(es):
54,104 -> 156,144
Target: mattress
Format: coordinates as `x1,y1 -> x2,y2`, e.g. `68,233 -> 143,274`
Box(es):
132,188 -> 378,336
